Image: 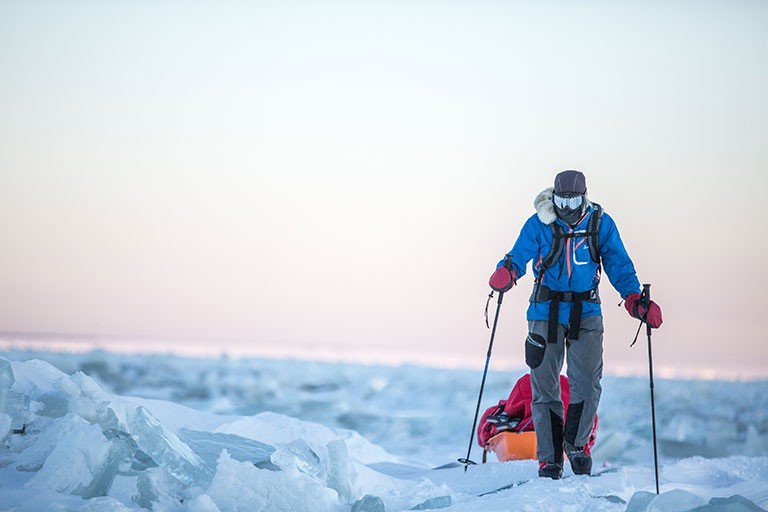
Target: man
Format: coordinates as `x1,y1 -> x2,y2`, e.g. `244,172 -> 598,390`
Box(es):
488,170 -> 662,479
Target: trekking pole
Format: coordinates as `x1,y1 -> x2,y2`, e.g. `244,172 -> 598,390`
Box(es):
459,290 -> 504,472
642,283 -> 661,494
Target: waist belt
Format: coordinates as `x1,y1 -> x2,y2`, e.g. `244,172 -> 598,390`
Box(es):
531,285 -> 600,344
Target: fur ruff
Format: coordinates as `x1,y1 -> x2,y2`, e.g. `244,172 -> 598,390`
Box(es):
535,187 -> 593,225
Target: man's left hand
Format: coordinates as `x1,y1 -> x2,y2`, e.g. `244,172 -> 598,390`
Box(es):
625,292 -> 663,328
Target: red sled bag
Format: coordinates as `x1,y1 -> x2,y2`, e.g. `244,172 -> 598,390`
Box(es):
477,374 -> 598,461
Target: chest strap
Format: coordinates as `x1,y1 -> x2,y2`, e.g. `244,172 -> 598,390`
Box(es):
531,286 -> 599,344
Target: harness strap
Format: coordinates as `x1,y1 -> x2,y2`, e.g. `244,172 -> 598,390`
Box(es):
548,294 -> 560,345
534,286 -> 599,343
569,297 -> 584,341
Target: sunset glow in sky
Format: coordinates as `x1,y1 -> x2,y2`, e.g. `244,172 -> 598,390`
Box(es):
1,1 -> 766,377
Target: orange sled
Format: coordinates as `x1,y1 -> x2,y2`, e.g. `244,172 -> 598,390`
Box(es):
484,431 -> 537,462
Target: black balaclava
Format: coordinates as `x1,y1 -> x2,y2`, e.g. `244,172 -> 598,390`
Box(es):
553,170 -> 587,226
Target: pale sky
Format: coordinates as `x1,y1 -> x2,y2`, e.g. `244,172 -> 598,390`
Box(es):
1,0 -> 766,377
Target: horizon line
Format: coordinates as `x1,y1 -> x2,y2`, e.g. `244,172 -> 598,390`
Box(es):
1,331 -> 766,382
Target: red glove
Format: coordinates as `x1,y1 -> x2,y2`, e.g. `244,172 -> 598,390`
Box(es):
489,266 -> 516,293
625,292 -> 663,328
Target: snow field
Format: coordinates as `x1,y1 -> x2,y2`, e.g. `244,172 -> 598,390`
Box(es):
1,352 -> 767,511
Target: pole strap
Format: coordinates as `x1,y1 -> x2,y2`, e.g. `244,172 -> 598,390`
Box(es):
484,292 -> 494,329
629,320 -> 643,347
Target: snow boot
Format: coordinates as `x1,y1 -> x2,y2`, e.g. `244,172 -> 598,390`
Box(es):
565,442 -> 592,475
538,461 -> 563,480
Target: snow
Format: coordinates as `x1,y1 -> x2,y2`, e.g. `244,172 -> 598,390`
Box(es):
0,350 -> 767,512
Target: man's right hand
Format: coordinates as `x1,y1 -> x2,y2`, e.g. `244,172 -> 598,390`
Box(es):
489,266 -> 516,293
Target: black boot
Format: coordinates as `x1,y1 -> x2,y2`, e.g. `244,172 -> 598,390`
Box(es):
565,441 -> 592,475
538,461 -> 564,479
564,402 -> 592,475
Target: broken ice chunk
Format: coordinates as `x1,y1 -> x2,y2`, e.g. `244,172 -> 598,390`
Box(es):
645,489 -> 706,511
352,495 -> 385,512
24,415 -> 111,495
207,451 -> 338,512
37,393 -> 70,418
134,466 -> 187,510
177,428 -> 278,471
128,406 -> 211,485
0,413 -> 11,443
186,493 -> 222,512
2,391 -> 27,435
326,439 -> 352,502
707,495 -> 766,511
271,438 -> 324,477
81,429 -> 139,499
411,496 -> 452,510
131,448 -> 159,472
0,359 -> 27,435
0,358 -> 14,411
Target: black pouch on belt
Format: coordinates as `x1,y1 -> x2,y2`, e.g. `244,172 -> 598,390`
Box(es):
525,332 -> 547,369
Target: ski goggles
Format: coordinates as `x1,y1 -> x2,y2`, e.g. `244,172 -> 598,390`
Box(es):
553,193 -> 584,210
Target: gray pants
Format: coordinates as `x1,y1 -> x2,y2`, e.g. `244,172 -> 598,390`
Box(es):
526,316 -> 604,464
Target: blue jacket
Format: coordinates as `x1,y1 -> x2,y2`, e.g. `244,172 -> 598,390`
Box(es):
498,188 -> 641,323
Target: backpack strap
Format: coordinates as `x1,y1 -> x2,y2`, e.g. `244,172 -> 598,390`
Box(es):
586,203 -> 603,264
533,222 -> 563,306
540,223 -> 566,280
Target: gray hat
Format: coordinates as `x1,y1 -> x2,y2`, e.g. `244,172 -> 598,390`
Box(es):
554,170 -> 587,195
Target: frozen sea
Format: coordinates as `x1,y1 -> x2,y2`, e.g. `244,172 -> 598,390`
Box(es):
1,348 -> 767,512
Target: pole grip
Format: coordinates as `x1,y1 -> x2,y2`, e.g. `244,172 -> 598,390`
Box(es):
642,283 -> 652,336
642,283 -> 651,304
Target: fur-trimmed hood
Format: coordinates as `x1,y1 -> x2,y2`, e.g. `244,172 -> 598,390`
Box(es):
534,187 -> 593,225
